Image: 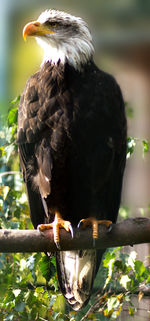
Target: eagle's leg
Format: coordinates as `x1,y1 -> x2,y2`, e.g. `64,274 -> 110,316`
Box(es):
77,217 -> 112,242
38,212 -> 73,249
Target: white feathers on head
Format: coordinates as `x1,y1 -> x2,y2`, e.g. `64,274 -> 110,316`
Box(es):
36,9 -> 94,70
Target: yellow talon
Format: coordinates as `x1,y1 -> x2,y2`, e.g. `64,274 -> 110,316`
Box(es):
78,217 -> 112,239
38,211 -> 73,248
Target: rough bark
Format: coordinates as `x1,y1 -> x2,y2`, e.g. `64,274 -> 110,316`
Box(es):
0,217 -> 150,253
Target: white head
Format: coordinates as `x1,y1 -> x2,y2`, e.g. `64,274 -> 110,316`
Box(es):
23,9 -> 94,70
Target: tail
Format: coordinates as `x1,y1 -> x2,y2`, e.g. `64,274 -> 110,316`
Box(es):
56,249 -> 104,311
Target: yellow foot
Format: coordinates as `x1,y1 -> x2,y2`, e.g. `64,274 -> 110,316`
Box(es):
77,217 -> 112,240
38,212 -> 73,249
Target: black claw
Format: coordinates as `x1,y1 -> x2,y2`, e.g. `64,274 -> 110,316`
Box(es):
69,224 -> 74,238
37,224 -> 42,232
77,220 -> 82,229
55,241 -> 61,250
107,224 -> 113,232
93,238 -> 96,247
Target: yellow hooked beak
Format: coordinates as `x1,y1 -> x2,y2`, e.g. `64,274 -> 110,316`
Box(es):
23,21 -> 54,41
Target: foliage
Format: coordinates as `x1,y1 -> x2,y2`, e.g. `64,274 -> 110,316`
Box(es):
0,100 -> 150,320
89,248 -> 150,319
125,102 -> 134,119
127,136 -> 150,159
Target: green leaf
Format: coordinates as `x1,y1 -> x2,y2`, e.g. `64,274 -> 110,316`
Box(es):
103,251 -> 116,268
128,307 -> 136,316
4,313 -> 14,321
146,274 -> 150,283
4,291 -> 15,304
126,136 -> 136,159
8,108 -> 18,127
107,296 -> 119,312
15,301 -> 25,312
13,289 -> 21,297
35,286 -> 44,294
52,294 -> 65,314
51,255 -> 57,268
10,96 -> 20,105
119,206 -> 130,219
40,255 -> 56,282
0,130 -> 5,139
120,275 -> 131,290
139,207 -> 146,216
0,146 -> 6,158
49,294 -> 57,307
134,260 -> 146,277
127,251 -> 137,269
142,139 -> 149,155
125,295 -> 131,302
125,103 -> 134,118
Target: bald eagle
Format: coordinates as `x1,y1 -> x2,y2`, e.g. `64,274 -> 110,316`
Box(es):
17,9 -> 127,311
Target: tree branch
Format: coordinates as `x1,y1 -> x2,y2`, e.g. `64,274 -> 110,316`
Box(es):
0,217 -> 150,253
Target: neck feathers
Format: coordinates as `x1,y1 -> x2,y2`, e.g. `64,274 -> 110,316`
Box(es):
36,32 -> 94,71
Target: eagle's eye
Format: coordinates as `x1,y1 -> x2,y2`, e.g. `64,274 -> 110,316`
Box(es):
45,21 -> 58,28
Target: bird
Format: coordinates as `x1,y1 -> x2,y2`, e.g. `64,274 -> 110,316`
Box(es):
17,9 -> 127,311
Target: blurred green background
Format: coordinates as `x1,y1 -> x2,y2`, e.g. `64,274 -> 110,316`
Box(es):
1,0 -> 150,110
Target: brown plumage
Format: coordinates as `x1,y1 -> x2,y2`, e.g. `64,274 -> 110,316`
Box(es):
17,9 -> 127,311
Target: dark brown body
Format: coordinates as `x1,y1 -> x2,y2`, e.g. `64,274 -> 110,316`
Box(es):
17,60 -> 127,310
